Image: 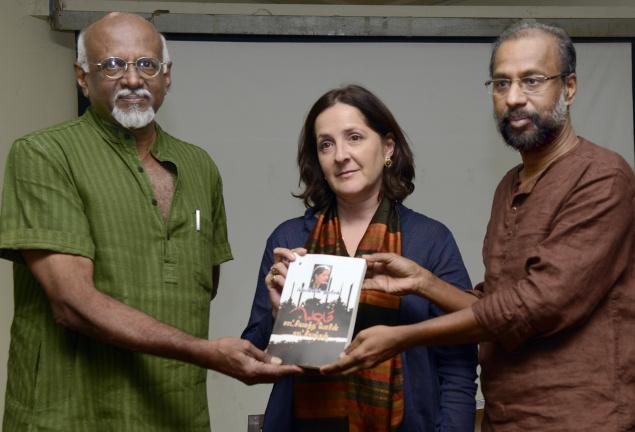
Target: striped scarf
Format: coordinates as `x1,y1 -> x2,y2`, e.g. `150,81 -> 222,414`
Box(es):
293,197 -> 404,432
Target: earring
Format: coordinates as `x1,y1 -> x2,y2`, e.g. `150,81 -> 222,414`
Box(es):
384,157 -> 393,168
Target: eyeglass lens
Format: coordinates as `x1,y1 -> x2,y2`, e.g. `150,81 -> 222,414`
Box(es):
100,58 -> 161,78
487,76 -> 556,96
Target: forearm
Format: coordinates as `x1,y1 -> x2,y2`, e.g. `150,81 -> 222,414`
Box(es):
54,287 -> 301,383
415,272 -> 478,313
321,305 -> 493,375
400,306 -> 493,347
23,250 -> 220,370
59,286 -> 216,367
23,251 -> 301,384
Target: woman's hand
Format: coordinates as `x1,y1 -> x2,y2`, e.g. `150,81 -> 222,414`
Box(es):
267,247 -> 307,318
363,253 -> 431,297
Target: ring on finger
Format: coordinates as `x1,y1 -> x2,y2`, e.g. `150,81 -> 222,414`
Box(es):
271,266 -> 279,276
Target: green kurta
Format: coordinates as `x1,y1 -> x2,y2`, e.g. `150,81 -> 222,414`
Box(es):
0,108 -> 232,431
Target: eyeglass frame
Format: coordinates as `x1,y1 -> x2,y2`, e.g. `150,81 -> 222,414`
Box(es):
89,57 -> 170,79
484,72 -> 572,97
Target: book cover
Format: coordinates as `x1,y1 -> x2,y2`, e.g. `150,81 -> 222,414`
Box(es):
266,253 -> 366,368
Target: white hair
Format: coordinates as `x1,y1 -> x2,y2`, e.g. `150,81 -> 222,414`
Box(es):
76,29 -> 171,73
111,88 -> 156,129
76,30 -> 89,72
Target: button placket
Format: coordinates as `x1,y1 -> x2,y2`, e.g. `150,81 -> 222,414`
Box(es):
501,197 -> 521,259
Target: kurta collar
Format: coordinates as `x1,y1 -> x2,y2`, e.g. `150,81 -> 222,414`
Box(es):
82,106 -> 172,162
512,136 -> 581,197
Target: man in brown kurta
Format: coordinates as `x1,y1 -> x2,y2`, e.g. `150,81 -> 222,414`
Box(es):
322,21 -> 635,432
471,135 -> 635,430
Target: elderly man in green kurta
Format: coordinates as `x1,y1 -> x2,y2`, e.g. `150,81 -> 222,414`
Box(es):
0,12 -> 300,431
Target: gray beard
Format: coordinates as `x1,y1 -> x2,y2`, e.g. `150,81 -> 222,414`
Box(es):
496,92 -> 568,153
112,104 -> 156,130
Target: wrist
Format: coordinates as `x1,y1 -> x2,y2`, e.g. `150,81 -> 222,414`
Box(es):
187,337 -> 218,370
414,267 -> 433,298
395,323 -> 421,351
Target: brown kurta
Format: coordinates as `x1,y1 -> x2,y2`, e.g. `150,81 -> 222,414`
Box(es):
472,137 -> 635,431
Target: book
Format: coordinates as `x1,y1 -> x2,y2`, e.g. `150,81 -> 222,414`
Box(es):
266,253 -> 367,368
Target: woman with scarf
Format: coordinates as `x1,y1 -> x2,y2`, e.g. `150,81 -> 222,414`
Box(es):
242,85 -> 477,432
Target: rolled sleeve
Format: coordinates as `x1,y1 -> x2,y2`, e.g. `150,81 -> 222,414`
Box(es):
473,168 -> 634,351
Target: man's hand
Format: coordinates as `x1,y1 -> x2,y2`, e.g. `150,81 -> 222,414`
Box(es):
321,308 -> 492,377
363,253 -> 431,297
364,253 -> 476,312
267,247 -> 307,318
206,337 -> 303,385
320,325 -> 406,376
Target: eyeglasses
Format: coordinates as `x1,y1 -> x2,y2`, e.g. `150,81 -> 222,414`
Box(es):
91,57 -> 167,79
484,73 -> 569,97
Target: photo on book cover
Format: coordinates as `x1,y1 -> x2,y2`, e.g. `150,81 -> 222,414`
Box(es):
267,253 -> 366,368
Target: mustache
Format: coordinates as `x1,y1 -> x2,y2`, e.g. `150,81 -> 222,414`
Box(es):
500,108 -> 539,123
114,88 -> 153,101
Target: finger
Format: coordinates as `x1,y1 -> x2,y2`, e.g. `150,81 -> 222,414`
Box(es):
272,262 -> 289,278
320,354 -> 360,375
269,262 -> 289,288
258,363 -> 304,378
336,364 -> 363,376
271,273 -> 285,290
270,262 -> 283,276
374,262 -> 387,274
362,252 -> 398,265
362,279 -> 384,291
364,266 -> 374,279
242,364 -> 303,385
257,350 -> 283,365
273,247 -> 297,263
242,341 -> 269,362
266,271 -> 278,289
344,333 -> 364,354
279,364 -> 304,374
281,248 -> 304,266
291,247 -> 307,257
319,359 -> 344,374
364,260 -> 387,276
285,248 -> 307,264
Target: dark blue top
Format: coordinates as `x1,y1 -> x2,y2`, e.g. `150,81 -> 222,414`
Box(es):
242,204 -> 478,432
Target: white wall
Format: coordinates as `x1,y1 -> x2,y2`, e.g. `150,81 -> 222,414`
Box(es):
0,0 -> 77,424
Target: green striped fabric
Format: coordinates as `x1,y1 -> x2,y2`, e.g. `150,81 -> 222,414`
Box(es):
0,108 -> 232,431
